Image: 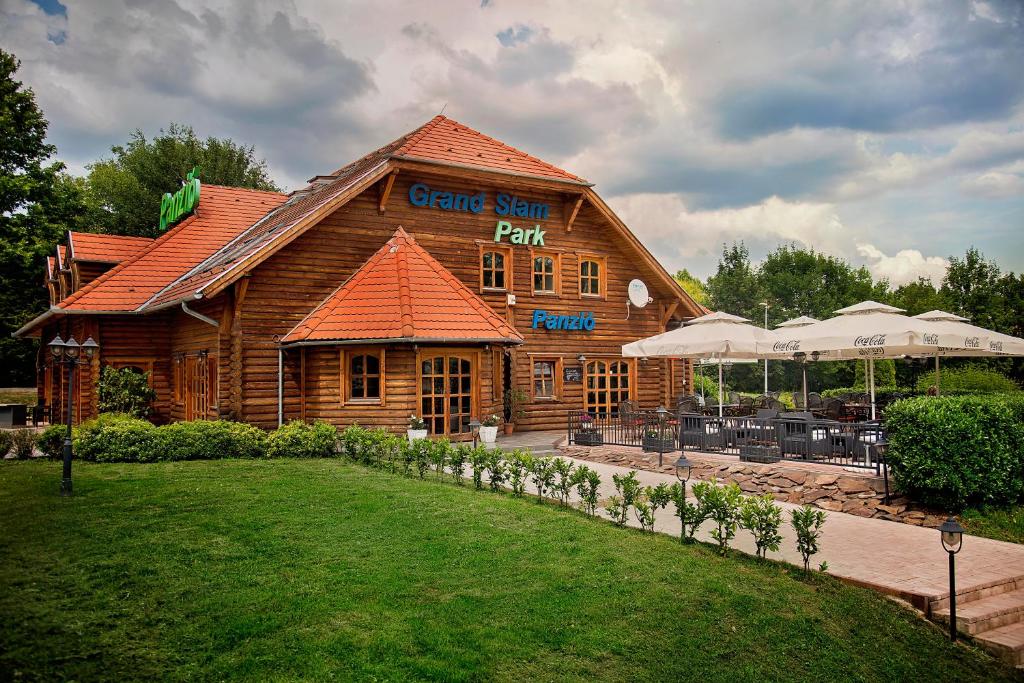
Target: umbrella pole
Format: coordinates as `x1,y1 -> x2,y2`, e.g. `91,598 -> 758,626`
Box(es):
718,358 -> 724,418
869,358 -> 876,421
802,364 -> 808,410
935,354 -> 941,396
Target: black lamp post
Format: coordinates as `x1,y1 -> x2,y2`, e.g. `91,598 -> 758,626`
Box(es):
48,334 -> 99,496
939,516 -> 965,642
675,454 -> 692,543
656,405 -> 669,467
469,418 -> 481,449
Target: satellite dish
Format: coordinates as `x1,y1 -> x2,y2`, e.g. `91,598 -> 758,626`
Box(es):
628,279 -> 650,308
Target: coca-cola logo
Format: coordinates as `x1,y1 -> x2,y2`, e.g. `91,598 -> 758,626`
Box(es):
965,336 -> 980,348
923,333 -> 938,345
854,334 -> 886,347
773,340 -> 800,352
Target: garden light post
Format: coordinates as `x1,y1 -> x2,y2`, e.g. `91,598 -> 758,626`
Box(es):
48,334 -> 99,496
675,454 -> 692,543
469,418 -> 481,449
656,406 -> 669,467
939,517 -> 964,642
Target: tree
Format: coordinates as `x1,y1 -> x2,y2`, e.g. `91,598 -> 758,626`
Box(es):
704,242 -> 762,319
890,277 -> 948,316
84,123 -> 280,237
673,268 -> 708,306
0,50 -> 83,385
941,248 -> 1006,331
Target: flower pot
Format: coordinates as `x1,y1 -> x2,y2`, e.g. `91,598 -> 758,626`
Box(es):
503,423 -> 515,436
575,431 -> 603,446
479,425 -> 498,444
642,435 -> 676,453
407,429 -> 428,443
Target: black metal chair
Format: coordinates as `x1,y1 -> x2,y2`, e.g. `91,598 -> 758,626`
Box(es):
807,392 -> 824,411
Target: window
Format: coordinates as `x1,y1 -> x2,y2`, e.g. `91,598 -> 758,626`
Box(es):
418,351 -> 476,436
585,359 -> 633,416
341,348 -> 386,405
579,256 -> 606,298
350,353 -> 381,400
531,250 -> 560,294
479,245 -> 512,293
532,357 -> 562,400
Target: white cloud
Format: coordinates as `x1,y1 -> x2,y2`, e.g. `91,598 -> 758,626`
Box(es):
856,244 -> 949,286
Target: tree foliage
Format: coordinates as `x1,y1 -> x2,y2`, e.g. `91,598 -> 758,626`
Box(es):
84,123 -> 280,237
673,268 -> 708,305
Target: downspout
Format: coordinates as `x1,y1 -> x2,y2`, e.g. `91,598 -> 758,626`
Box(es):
181,300 -> 218,327
277,346 -> 284,427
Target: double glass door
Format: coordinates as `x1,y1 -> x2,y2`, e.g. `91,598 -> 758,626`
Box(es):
420,353 -> 475,436
585,359 -> 632,416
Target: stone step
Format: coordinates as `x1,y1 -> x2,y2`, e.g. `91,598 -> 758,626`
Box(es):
974,622 -> 1024,668
929,576 -> 1024,613
933,587 -> 1024,636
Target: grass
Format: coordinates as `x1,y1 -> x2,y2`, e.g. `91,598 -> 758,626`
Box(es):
961,505 -> 1024,545
1,460 -> 1019,682
0,387 -> 35,405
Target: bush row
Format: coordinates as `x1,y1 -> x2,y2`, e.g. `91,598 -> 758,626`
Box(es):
0,429 -> 38,460
913,365 -> 1020,395
885,394 -> 1024,510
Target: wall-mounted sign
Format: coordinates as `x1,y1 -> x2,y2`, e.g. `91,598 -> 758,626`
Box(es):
563,365 -> 583,383
408,182 -> 550,220
531,309 -> 596,331
494,220 -> 545,246
160,167 -> 201,230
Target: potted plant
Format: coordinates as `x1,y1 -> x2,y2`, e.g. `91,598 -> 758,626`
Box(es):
574,413 -> 603,446
479,414 -> 501,444
642,427 -> 675,453
407,415 -> 428,443
503,387 -> 527,435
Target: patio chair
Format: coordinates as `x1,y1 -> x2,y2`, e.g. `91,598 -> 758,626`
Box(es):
793,393 -> 805,410
738,395 -> 755,415
822,397 -> 845,421
728,391 -> 740,404
678,412 -> 722,451
767,398 -> 786,411
676,394 -> 699,414
807,392 -> 824,411
618,400 -> 644,440
778,413 -> 828,459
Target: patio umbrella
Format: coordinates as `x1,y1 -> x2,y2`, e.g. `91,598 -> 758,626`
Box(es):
758,301 -> 990,419
912,310 -> 1024,393
623,311 -> 780,417
775,315 -> 821,408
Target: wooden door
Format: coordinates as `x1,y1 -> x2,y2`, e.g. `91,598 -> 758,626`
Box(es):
585,359 -> 633,416
419,352 -> 476,436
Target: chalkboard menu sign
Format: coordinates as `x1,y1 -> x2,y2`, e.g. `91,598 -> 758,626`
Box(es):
563,365 -> 583,383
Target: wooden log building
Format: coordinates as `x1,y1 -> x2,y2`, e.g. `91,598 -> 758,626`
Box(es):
17,116 -> 705,436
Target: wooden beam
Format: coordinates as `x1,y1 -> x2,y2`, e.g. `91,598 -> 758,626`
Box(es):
660,301 -> 680,329
378,170 -> 399,214
564,195 -> 584,232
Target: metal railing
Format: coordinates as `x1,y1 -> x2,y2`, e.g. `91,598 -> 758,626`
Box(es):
568,409 -> 886,472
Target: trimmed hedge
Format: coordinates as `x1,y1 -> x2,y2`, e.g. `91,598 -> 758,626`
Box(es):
73,415 -> 269,463
74,414 -> 156,463
885,395 -> 1024,510
266,421 -> 338,459
37,424 -> 67,459
913,365 -> 1019,395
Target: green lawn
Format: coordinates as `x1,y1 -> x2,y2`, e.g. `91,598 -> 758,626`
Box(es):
961,505 -> 1024,545
1,460 -> 1018,682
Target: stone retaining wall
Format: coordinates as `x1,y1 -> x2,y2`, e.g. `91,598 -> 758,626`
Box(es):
560,444 -> 946,528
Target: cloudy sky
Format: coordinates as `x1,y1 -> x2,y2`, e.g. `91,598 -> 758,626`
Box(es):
3,0 -> 1023,284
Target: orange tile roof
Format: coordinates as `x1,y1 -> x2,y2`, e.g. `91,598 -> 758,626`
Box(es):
68,232 -> 153,264
392,115 -> 587,183
58,185 -> 287,312
283,227 -> 523,345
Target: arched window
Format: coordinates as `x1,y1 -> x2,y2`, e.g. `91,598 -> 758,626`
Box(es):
349,352 -> 381,401
482,250 -> 507,290
532,251 -> 560,294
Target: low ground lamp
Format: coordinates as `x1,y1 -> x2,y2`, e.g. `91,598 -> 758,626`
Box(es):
675,454 -> 692,542
939,516 -> 965,642
48,334 -> 99,496
469,418 -> 482,448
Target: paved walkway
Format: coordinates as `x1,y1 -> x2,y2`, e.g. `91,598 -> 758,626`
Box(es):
562,456 -> 1024,611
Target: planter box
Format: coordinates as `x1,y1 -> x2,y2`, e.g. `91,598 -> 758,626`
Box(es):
479,425 -> 498,444
575,431 -> 604,446
642,435 -> 676,453
739,443 -> 781,463
407,429 -> 428,444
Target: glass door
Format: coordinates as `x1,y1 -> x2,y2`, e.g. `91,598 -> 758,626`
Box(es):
585,359 -> 632,416
420,353 -> 475,436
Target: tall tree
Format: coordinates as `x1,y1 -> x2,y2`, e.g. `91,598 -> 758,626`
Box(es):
0,50 -> 80,385
941,247 -> 1007,331
85,123 -> 280,237
673,268 -> 708,306
890,277 -> 948,316
704,242 -> 762,319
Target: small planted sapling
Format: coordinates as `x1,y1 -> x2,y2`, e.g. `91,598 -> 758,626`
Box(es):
400,440 -> 415,476
643,482 -> 672,530
570,465 -> 601,516
739,493 -> 784,559
429,438 -> 450,479
634,497 -> 655,532
552,457 -> 575,506
790,505 -> 827,574
605,471 -> 642,526
486,449 -> 507,492
449,445 -> 469,484
697,478 -> 743,555
470,446 -> 489,490
530,456 -> 556,502
414,440 -> 431,479
507,449 -> 531,497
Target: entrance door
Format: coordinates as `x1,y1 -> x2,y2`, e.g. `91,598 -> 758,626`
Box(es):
420,353 -> 475,436
585,359 -> 633,416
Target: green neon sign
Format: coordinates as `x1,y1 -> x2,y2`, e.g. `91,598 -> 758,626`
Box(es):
159,167 -> 201,230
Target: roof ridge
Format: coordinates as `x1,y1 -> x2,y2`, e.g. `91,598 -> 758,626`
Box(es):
394,115 -> 447,156
394,229 -> 416,337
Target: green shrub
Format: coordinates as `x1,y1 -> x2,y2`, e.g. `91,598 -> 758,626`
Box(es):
740,493 -> 784,559
98,366 -> 157,418
605,470 -> 642,526
38,424 -> 67,459
11,429 -> 36,459
266,420 -> 337,459
886,395 -> 1024,510
790,505 -> 827,574
73,414 -> 156,463
148,420 -> 267,462
0,430 -> 12,458
854,359 -> 896,391
571,465 -> 601,515
693,478 -> 743,554
914,365 -> 1019,395
692,372 -> 719,399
